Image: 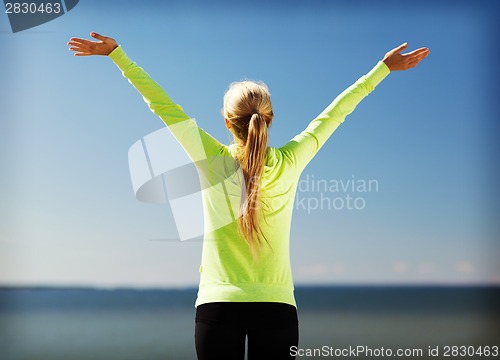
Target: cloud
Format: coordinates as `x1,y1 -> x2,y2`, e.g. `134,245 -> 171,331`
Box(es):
455,261 -> 475,274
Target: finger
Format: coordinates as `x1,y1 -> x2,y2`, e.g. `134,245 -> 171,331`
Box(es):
408,50 -> 430,63
69,37 -> 94,44
68,43 -> 86,50
392,42 -> 409,55
67,40 -> 90,48
404,47 -> 429,57
68,42 -> 90,51
69,47 -> 90,54
68,39 -> 95,48
90,32 -> 108,41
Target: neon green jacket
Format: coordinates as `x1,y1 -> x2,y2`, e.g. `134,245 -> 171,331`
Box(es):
109,46 -> 390,308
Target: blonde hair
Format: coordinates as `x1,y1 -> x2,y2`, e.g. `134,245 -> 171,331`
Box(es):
223,80 -> 274,259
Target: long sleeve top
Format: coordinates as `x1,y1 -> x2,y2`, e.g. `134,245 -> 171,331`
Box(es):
108,46 -> 390,308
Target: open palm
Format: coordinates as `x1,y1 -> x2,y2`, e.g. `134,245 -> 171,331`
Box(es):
383,43 -> 430,71
67,32 -> 118,56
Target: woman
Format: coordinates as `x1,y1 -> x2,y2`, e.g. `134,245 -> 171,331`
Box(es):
68,33 -> 429,360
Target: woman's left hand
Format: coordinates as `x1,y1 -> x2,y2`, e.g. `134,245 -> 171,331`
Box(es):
67,32 -> 118,56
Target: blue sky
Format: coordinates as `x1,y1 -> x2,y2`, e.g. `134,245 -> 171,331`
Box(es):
1,0 -> 499,288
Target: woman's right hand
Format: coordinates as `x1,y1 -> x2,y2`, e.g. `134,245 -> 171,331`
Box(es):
382,43 -> 429,71
67,32 -> 118,56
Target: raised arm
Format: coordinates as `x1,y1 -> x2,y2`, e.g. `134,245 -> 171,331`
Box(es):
67,32 -> 225,161
281,42 -> 429,173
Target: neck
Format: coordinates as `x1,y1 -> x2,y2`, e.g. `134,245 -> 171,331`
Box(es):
232,137 -> 244,146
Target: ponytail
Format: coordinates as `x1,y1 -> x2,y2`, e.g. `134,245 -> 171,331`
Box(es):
238,113 -> 270,259
222,81 -> 274,260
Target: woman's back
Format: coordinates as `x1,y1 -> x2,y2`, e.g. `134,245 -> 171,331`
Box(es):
196,143 -> 301,307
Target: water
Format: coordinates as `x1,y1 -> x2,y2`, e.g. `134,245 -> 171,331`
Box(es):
1,286 -> 499,359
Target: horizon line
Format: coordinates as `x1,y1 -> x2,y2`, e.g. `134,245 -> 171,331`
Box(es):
1,282 -> 499,291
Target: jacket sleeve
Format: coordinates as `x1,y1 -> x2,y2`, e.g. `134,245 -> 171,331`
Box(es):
108,46 -> 226,164
280,61 -> 390,173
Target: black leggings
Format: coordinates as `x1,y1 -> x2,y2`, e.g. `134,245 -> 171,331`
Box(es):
195,302 -> 299,360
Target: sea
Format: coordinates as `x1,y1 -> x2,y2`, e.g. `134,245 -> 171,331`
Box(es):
0,285 -> 499,360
